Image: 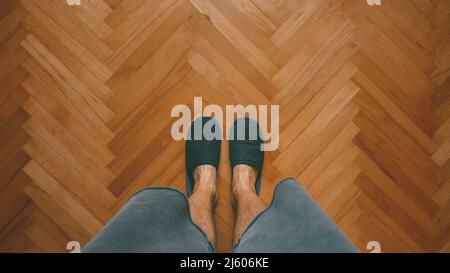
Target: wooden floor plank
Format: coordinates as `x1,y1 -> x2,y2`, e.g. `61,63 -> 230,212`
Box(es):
0,0 -> 449,252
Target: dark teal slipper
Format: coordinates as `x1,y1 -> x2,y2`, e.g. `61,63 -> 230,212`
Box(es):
229,117 -> 264,195
185,116 -> 221,196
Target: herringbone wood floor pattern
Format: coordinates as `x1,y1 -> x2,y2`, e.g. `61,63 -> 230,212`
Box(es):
0,0 -> 449,252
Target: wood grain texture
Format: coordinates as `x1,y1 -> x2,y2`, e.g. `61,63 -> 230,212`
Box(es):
0,0 -> 449,252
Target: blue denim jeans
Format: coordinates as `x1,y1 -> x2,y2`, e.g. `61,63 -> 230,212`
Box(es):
83,178 -> 357,253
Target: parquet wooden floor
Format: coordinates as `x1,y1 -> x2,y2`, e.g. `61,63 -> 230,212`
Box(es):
0,0 -> 449,253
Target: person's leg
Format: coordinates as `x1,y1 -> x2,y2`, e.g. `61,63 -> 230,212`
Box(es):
227,117 -> 355,253
83,187 -> 213,253
232,178 -> 357,253
232,164 -> 266,244
185,116 -> 221,249
188,165 -> 218,246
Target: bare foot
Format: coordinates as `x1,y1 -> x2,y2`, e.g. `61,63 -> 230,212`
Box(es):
231,164 -> 258,204
193,164 -> 218,205
189,164 -> 218,245
231,164 -> 265,243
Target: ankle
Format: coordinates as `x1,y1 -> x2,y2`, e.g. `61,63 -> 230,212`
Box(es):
192,165 -> 217,203
193,179 -> 217,196
232,183 -> 256,200
232,164 -> 258,198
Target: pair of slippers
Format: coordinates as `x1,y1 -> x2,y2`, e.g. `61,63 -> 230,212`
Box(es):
185,117 -> 264,196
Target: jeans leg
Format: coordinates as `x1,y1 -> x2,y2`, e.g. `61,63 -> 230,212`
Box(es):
233,178 -> 357,253
83,187 -> 214,253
